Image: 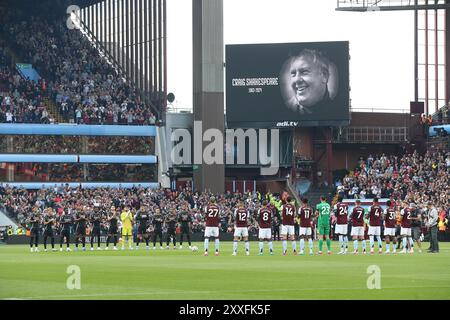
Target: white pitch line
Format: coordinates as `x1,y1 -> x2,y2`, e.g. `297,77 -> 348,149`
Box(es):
5,285 -> 450,300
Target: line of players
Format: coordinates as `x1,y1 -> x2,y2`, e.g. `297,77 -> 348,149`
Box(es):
27,204 -> 194,252
203,195 -> 418,256
27,195 -> 418,256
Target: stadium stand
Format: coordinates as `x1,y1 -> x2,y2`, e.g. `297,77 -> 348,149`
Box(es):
335,150 -> 449,212
0,9 -> 157,125
0,184 -> 282,236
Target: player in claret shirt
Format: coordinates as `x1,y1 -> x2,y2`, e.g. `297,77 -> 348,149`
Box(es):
298,198 -> 314,255
333,196 -> 349,254
367,198 -> 383,254
281,197 -> 297,255
383,200 -> 398,254
400,202 -> 414,254
350,199 -> 367,254
203,196 -> 221,256
256,201 -> 273,255
231,200 -> 250,256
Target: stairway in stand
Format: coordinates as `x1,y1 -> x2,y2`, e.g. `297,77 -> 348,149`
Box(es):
304,187 -> 335,207
43,97 -> 65,124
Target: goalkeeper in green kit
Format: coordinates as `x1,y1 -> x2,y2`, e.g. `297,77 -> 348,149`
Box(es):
315,196 -> 332,255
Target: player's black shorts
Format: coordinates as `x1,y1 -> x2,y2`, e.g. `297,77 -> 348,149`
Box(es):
91,228 -> 101,236
60,229 -> 70,238
181,225 -> 190,234
43,229 -> 54,237
138,226 -> 148,235
154,229 -> 163,237
108,227 -> 118,235
30,228 -> 39,237
395,226 -> 401,237
167,228 -> 176,235
75,226 -> 86,236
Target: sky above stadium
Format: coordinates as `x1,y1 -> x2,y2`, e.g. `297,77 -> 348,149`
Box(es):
166,0 -> 414,113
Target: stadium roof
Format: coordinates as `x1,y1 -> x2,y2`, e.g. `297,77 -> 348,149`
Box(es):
3,0 -> 105,10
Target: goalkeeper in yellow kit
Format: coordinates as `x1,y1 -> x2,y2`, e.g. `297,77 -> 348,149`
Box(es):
120,205 -> 134,250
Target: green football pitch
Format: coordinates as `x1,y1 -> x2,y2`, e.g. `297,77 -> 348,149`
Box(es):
1,242 -> 449,300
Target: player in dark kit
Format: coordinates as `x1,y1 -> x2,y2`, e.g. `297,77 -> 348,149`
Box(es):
273,214 -> 281,241
59,209 -> 73,251
257,200 -> 273,255
135,205 -> 151,250
152,208 -> 164,250
178,204 -> 193,249
333,197 -> 349,254
203,196 -> 221,256
89,207 -> 103,250
281,197 -> 297,255
350,199 -> 367,254
28,208 -> 41,252
74,207 -> 88,251
43,209 -> 57,251
165,208 -> 178,249
298,198 -> 314,255
105,206 -> 119,250
383,200 -> 398,254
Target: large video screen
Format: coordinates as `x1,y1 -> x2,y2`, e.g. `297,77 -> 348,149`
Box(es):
226,41 -> 350,128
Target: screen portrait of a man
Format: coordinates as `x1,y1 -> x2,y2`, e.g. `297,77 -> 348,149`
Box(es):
280,49 -> 339,114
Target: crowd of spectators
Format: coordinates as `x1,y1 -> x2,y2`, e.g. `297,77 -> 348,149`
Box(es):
2,146 -> 448,236
335,150 -> 450,213
0,184 -> 280,235
0,135 -> 154,155
2,12 -> 158,125
1,163 -> 156,183
0,63 -> 53,124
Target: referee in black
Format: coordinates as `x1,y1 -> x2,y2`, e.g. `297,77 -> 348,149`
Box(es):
178,203 -> 193,249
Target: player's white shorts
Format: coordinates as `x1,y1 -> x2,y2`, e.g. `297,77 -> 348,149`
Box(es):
335,224 -> 348,235
401,227 -> 411,237
204,227 -> 219,238
384,227 -> 396,236
234,227 -> 248,238
281,225 -> 295,236
368,226 -> 381,236
258,228 -> 271,239
351,226 -> 364,237
299,227 -> 312,236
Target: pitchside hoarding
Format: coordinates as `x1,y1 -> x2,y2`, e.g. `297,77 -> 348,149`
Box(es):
226,41 -> 350,128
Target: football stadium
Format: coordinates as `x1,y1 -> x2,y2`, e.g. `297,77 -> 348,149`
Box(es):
0,0 -> 450,304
